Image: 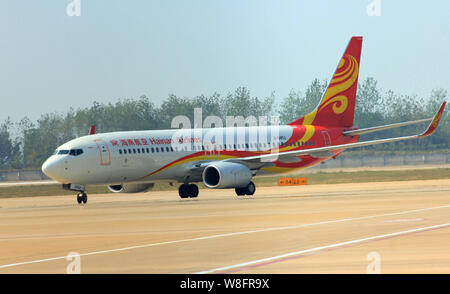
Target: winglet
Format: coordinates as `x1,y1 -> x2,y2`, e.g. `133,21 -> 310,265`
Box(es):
89,125 -> 96,135
419,102 -> 446,137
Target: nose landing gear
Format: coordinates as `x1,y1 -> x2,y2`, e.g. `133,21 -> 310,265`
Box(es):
62,184 -> 88,204
76,192 -> 88,204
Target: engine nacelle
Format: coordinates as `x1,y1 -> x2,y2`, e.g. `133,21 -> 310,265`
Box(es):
202,162 -> 252,189
107,183 -> 154,193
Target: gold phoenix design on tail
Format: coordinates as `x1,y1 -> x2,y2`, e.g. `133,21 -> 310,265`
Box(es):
302,54 -> 359,126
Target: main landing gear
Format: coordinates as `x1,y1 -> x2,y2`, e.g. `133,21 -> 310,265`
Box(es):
178,181 -> 256,199
178,183 -> 199,199
235,181 -> 256,197
76,192 -> 88,204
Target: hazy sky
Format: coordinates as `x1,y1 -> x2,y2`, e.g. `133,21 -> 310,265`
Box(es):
1,0 -> 449,122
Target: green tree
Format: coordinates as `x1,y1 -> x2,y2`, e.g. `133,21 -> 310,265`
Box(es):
278,79 -> 327,124
355,77 -> 386,129
158,94 -> 196,129
220,87 -> 275,122
279,90 -> 302,124
0,118 -> 14,168
303,78 -> 327,113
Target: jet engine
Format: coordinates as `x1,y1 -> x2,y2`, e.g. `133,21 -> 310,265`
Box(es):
202,162 -> 252,189
107,183 -> 154,193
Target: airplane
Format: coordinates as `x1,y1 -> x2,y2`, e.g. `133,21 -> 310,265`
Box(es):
41,36 -> 447,204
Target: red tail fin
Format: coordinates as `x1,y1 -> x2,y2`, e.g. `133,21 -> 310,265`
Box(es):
289,36 -> 363,127
89,125 -> 96,135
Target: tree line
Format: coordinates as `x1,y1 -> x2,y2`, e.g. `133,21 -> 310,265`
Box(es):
0,78 -> 448,169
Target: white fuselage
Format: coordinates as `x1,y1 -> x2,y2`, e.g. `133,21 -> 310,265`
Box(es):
41,126 -> 307,187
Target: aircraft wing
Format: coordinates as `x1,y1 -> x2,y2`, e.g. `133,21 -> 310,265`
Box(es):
342,118 -> 433,136
226,102 -> 446,166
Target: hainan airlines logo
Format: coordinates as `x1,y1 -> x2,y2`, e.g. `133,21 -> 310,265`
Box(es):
321,54 -> 358,115
302,54 -> 358,126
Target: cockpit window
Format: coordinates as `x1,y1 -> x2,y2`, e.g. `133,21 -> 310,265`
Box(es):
69,149 -> 84,156
56,149 -> 83,156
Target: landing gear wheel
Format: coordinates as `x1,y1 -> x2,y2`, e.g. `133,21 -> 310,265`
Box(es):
189,184 -> 199,198
235,187 -> 246,196
235,182 -> 256,196
178,184 -> 190,199
245,181 -> 256,196
76,192 -> 87,204
179,184 -> 200,198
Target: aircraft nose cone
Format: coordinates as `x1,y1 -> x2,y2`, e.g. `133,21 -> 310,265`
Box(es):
42,158 -> 62,180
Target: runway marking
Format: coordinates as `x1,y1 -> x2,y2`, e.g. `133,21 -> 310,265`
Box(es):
0,180 -> 56,187
1,204 -> 449,270
195,223 -> 450,274
383,218 -> 424,223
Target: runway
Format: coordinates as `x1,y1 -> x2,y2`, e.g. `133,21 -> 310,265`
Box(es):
0,179 -> 449,273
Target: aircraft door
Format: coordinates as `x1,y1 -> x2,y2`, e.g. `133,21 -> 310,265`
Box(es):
94,139 -> 111,165
321,131 -> 332,146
